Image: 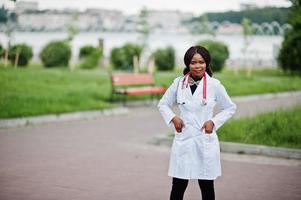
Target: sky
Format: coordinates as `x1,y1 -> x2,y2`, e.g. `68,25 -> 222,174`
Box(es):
1,0 -> 292,15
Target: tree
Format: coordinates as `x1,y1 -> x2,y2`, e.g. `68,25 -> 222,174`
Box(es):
153,46 -> 175,71
277,0 -> 301,74
137,7 -> 150,51
66,13 -> 79,42
110,43 -> 142,71
0,6 -> 9,23
189,14 -> 215,36
196,7 -> 290,25
40,41 -> 71,67
241,18 -> 256,77
0,2 -> 17,67
8,44 -> 33,67
136,7 -> 150,72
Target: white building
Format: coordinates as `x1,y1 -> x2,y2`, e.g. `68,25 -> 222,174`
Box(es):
15,5 -> 193,33
17,10 -> 71,31
86,9 -> 125,31
147,10 -> 193,33
217,23 -> 243,34
15,1 -> 38,13
17,9 -> 124,31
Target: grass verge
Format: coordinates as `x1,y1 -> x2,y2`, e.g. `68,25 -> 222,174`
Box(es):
218,106 -> 301,149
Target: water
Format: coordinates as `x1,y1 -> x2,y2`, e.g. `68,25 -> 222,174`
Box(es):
0,32 -> 283,67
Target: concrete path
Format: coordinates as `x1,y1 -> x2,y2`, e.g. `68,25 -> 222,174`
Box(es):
0,105 -> 300,200
231,91 -> 301,118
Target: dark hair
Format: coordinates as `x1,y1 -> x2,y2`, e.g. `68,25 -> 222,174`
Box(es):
183,45 -> 213,77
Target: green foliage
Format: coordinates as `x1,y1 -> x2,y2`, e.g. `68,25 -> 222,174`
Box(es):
288,0 -> 301,29
0,5 -> 16,24
153,46 -> 175,71
277,1 -> 301,74
8,43 -> 33,66
197,40 -> 229,72
78,45 -> 102,69
0,6 -> 8,23
241,18 -> 256,36
79,45 -> 96,58
0,44 -> 4,57
40,41 -> 71,67
277,30 -> 301,73
219,106 -> 301,149
110,43 -> 142,71
193,7 -> 289,25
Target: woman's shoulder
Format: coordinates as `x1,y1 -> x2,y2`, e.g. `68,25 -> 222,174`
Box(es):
209,76 -> 220,83
208,76 -> 223,87
172,75 -> 184,84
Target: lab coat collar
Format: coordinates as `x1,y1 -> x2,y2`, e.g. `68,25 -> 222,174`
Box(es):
181,72 -> 210,98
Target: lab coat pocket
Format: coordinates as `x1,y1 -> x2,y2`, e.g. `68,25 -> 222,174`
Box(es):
174,126 -> 192,141
202,129 -> 218,144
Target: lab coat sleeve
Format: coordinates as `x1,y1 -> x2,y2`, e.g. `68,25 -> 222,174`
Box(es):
211,81 -> 237,131
157,77 -> 179,127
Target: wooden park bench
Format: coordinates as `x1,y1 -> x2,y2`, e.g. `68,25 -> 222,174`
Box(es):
111,73 -> 167,105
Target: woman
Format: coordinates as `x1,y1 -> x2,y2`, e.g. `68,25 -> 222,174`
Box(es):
158,45 -> 236,200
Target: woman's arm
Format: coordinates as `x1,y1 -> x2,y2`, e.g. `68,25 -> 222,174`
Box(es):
157,77 -> 180,127
211,81 -> 237,131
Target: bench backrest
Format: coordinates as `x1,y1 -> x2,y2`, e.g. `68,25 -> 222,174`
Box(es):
111,73 -> 155,86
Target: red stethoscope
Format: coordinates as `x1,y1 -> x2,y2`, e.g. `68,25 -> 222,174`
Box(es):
181,72 -> 207,106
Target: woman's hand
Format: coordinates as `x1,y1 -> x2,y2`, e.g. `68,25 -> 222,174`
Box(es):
201,120 -> 215,134
171,116 -> 185,133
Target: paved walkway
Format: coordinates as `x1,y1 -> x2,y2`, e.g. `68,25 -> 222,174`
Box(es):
0,102 -> 301,199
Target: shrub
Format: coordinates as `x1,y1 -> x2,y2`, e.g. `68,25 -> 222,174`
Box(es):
110,43 -> 142,70
40,41 -> 71,67
153,46 -> 175,71
277,1 -> 301,74
197,40 -> 229,72
78,45 -> 102,69
8,43 -> 33,66
277,30 -> 301,73
79,45 -> 99,58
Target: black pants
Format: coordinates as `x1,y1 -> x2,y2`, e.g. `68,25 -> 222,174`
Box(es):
170,177 -> 215,200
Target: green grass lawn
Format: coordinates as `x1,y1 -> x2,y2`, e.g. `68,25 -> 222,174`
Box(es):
155,69 -> 301,96
218,106 -> 301,149
0,67 -> 114,118
1,66 -> 301,118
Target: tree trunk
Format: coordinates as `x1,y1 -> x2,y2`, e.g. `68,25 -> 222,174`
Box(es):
14,48 -> 20,68
4,50 -> 8,67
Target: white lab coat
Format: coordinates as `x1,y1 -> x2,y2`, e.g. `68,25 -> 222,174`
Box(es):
158,72 -> 236,180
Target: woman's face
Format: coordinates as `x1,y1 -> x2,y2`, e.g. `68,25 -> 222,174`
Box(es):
189,53 -> 206,78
